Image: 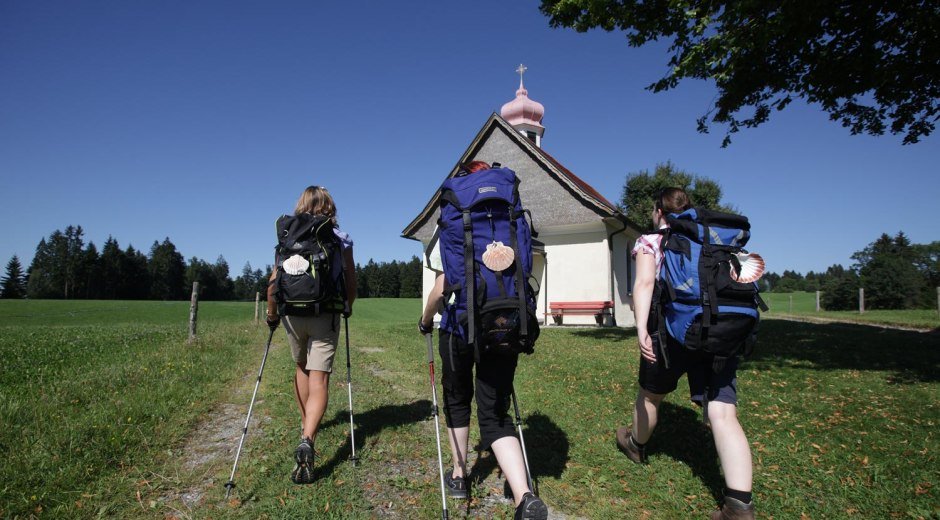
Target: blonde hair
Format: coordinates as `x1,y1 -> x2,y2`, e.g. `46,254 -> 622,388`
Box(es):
295,186 -> 337,223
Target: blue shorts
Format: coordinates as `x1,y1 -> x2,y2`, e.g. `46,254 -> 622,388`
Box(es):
638,330 -> 739,405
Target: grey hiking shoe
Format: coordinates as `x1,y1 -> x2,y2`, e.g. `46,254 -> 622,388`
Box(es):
290,437 -> 315,484
444,469 -> 468,499
514,492 -> 548,520
616,426 -> 647,464
710,497 -> 755,520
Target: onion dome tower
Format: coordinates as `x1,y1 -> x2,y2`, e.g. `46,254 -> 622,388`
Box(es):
500,64 -> 545,148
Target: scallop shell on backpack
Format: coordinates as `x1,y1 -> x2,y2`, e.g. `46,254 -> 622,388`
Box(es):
283,254 -> 310,275
482,241 -> 515,272
730,253 -> 765,283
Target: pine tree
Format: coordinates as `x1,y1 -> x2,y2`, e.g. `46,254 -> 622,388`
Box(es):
1,255 -> 27,298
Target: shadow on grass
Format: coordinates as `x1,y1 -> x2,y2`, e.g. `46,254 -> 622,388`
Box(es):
468,412 -> 568,498
316,399 -> 431,480
567,327 -> 635,342
652,401 -> 724,502
749,320 -> 940,383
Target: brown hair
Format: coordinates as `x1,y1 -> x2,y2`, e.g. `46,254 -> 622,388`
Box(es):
294,186 -> 337,222
654,187 -> 693,215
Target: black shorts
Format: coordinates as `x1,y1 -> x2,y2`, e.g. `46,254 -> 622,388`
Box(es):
438,330 -> 519,450
638,331 -> 739,405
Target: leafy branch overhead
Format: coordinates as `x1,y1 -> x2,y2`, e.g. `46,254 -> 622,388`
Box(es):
540,0 -> 940,145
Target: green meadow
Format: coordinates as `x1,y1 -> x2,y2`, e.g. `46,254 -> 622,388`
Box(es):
761,291 -> 940,330
1,299 -> 937,519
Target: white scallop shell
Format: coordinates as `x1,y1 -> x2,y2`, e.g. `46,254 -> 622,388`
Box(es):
730,253 -> 765,283
482,241 -> 515,272
283,254 -> 310,275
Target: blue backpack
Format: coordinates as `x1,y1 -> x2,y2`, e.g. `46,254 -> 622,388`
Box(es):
438,165 -> 539,358
655,208 -> 768,368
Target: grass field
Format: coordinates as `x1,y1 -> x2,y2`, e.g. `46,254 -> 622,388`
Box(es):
762,291 -> 940,330
1,299 -> 938,519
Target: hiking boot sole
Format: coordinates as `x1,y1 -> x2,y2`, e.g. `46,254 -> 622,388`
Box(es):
517,495 -> 548,520
291,443 -> 315,484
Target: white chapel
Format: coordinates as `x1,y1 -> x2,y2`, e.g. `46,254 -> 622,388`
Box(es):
402,66 -> 644,327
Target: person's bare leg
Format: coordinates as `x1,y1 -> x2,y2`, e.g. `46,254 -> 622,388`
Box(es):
491,436 -> 531,507
632,388 -> 666,444
294,366 -> 307,426
446,426 -> 470,478
708,401 -> 753,492
302,370 -> 331,442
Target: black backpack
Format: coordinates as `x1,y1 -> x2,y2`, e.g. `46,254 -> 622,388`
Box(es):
653,207 -> 768,370
273,213 -> 346,316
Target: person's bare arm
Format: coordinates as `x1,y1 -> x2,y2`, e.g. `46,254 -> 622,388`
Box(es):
343,247 -> 357,308
633,252 -> 657,363
420,273 -> 445,330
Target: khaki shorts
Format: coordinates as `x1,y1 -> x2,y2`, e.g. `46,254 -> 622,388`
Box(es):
283,314 -> 341,372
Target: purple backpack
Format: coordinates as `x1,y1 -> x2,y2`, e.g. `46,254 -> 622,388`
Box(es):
438,165 -> 539,357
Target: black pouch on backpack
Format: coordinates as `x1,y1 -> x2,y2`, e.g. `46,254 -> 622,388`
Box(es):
477,299 -> 540,356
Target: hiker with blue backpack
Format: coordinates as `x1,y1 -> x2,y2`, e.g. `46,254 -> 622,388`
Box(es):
616,187 -> 766,520
419,161 -> 548,520
265,185 -> 357,485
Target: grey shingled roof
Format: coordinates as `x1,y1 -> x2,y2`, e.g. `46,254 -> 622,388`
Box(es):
402,113 -> 639,242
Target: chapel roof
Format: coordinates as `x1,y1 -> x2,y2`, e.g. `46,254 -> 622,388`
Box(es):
402,113 -> 637,241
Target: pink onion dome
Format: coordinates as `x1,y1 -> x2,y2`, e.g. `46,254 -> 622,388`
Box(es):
500,79 -> 545,129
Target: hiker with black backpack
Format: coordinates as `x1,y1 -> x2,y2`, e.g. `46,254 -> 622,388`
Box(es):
419,160 -> 548,520
616,188 -> 764,520
266,185 -> 357,485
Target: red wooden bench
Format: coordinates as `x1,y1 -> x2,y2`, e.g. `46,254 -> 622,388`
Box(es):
549,301 -> 613,325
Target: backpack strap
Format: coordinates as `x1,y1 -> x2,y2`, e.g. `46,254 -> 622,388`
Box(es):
508,204 -> 529,347
461,209 -> 476,348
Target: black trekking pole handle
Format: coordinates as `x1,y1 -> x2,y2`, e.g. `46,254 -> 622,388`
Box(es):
225,326 -> 276,499
426,332 -> 449,520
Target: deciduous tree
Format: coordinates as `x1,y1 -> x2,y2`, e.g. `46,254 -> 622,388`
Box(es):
540,0 -> 940,145
621,161 -> 734,230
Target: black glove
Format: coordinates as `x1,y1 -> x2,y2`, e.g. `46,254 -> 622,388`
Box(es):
418,317 -> 433,335
266,314 -> 280,331
343,304 -> 352,319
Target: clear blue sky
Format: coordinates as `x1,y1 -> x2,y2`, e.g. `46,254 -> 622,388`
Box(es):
2,1 -> 937,279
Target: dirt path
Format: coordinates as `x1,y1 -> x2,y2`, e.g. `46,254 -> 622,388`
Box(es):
161,340 -> 582,519
767,313 -> 938,333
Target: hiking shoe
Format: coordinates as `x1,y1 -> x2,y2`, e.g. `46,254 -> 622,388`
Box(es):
514,492 -> 548,520
290,437 -> 315,484
710,497 -> 755,520
616,426 -> 647,464
444,469 -> 468,499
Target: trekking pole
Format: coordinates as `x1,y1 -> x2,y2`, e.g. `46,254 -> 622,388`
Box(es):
426,332 -> 449,520
225,327 -> 276,499
344,314 -> 358,465
511,386 -> 535,495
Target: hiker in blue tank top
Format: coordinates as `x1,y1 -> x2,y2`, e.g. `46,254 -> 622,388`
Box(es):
266,185 -> 357,485
616,187 -> 757,520
420,160 -> 548,520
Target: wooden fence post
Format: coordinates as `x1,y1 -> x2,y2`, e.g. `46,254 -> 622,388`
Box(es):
254,292 -> 260,324
788,294 -> 793,313
859,288 -> 865,314
189,282 -> 199,343
815,290 -> 821,312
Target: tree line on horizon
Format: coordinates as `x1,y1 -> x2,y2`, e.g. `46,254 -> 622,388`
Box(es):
0,225 -> 422,301
760,232 -> 939,311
